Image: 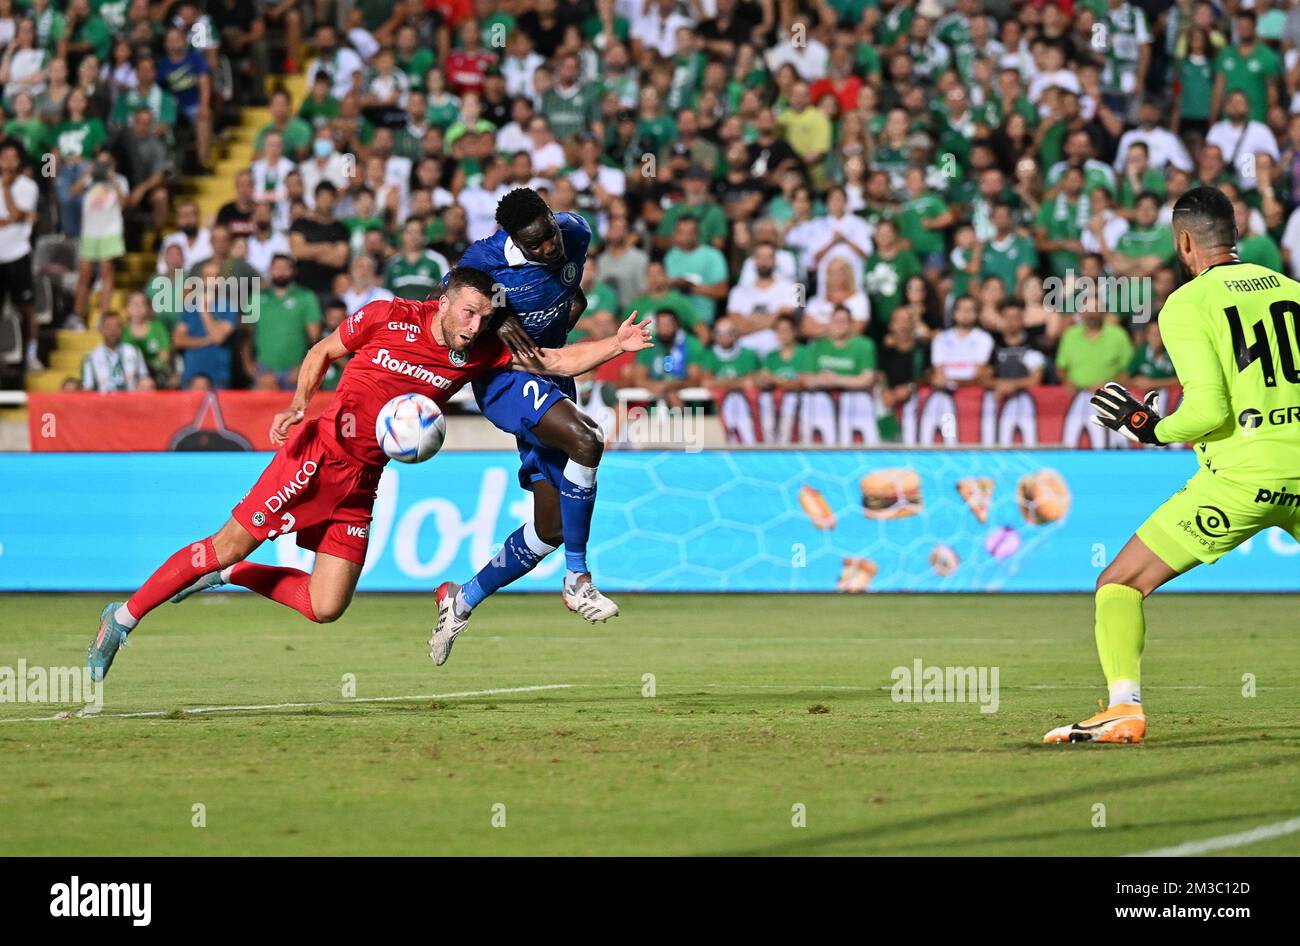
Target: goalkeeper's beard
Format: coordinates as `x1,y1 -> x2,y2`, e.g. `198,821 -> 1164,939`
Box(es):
1174,250 -> 1195,286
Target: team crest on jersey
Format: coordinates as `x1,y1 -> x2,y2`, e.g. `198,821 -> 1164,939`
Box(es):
449,349 -> 467,367
252,511 -> 266,527
561,261 -> 578,285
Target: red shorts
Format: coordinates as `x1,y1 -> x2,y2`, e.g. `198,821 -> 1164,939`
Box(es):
232,418 -> 384,565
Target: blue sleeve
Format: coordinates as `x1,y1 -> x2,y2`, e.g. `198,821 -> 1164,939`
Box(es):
558,212 -> 592,255
455,239 -> 496,278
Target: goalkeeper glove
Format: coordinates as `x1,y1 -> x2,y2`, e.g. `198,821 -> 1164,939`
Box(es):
1090,382 -> 1163,444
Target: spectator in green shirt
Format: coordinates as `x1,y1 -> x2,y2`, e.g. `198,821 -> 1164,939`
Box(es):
2,91 -> 49,164
663,216 -> 730,328
256,88 -> 314,162
122,290 -> 173,387
806,306 -> 878,389
1123,321 -> 1178,391
1174,26 -> 1215,136
63,0 -> 112,63
1106,191 -> 1174,276
54,88 -> 107,160
628,309 -> 706,407
1211,12 -> 1282,124
1034,171 -> 1085,281
980,203 -> 1038,293
384,218 -> 450,301
760,315 -> 813,388
656,165 -> 728,251
540,53 -> 600,142
1115,142 -> 1168,210
1234,198 -> 1284,272
627,260 -> 707,342
394,24 -> 435,88
146,243 -> 187,331
248,255 -> 323,387
1055,310 -> 1134,390
298,72 -> 340,129
898,166 -> 954,270
863,218 -> 922,328
699,316 -> 761,388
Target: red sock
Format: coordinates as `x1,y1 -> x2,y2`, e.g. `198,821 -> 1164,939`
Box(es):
126,537 -> 220,623
227,562 -> 319,622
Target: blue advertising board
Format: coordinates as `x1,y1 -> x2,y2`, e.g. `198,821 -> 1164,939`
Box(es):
0,451 -> 1295,592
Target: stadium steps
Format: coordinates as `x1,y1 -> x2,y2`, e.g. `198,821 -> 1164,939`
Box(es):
22,68 -> 308,400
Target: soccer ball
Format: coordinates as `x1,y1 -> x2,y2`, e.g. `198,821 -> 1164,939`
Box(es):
375,393 -> 446,463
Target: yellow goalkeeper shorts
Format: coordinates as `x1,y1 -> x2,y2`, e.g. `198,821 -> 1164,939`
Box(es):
1137,468 -> 1300,572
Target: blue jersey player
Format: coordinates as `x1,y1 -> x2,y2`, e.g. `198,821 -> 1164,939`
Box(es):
429,188 -> 629,666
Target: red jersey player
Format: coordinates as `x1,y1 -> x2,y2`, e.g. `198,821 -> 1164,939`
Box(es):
87,267 -> 651,682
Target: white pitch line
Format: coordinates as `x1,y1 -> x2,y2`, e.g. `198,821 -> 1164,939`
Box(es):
1126,816 -> 1300,857
0,684 -> 574,724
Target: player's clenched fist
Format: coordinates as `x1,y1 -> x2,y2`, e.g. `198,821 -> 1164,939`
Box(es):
269,407 -> 306,446
1090,382 -> 1163,444
616,311 -> 653,353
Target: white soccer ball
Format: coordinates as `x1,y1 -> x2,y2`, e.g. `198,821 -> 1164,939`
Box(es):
375,393 -> 446,463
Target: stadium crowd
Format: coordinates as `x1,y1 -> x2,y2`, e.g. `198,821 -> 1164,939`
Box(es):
3,0 -> 1300,418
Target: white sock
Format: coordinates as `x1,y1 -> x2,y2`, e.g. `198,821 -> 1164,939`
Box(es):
1109,679 -> 1141,708
114,603 -> 139,630
564,570 -> 589,592
562,459 -> 597,489
218,565 -> 234,583
453,588 -> 472,620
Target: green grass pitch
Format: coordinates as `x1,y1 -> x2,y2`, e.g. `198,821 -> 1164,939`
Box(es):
1,592 -> 1298,856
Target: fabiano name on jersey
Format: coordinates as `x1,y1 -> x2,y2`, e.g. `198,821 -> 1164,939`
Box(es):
1218,272 -> 1282,293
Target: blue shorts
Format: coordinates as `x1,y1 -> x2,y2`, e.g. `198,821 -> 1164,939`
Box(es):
473,370 -> 577,491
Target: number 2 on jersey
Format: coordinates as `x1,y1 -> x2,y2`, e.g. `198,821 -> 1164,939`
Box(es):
522,379 -> 550,411
1224,303 -> 1300,387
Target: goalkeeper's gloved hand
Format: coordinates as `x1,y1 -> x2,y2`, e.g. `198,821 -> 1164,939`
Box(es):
1090,382 -> 1163,445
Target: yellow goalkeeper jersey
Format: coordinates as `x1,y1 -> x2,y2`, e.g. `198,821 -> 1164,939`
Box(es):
1155,260 -> 1300,480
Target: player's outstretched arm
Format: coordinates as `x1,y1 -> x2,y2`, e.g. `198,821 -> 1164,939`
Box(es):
1149,305 -> 1231,444
494,312 -> 542,361
512,312 -> 652,378
269,332 -> 349,445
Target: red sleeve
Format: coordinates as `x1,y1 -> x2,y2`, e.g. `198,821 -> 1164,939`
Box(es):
490,334 -> 513,371
339,301 -> 393,353
471,332 -> 512,374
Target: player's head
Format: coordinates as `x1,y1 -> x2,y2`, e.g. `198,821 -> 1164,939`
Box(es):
1171,186 -> 1238,282
496,187 -> 563,266
436,266 -> 498,353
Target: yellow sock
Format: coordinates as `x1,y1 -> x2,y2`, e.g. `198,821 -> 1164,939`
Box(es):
1095,583 -> 1145,707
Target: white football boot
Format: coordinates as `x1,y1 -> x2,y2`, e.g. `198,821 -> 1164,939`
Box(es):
562,575 -> 620,623
429,581 -> 470,667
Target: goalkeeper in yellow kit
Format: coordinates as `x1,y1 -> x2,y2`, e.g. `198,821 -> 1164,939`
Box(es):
1045,187 -> 1300,744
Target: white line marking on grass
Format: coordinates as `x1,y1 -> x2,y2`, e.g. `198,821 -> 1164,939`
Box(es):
1126,816 -> 1300,857
0,684 -> 573,724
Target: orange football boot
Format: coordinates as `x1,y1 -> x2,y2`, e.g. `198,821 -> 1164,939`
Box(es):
1042,702 -> 1146,744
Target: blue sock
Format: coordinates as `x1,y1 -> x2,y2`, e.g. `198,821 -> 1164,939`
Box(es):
459,523 -> 557,613
559,459 -> 597,574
